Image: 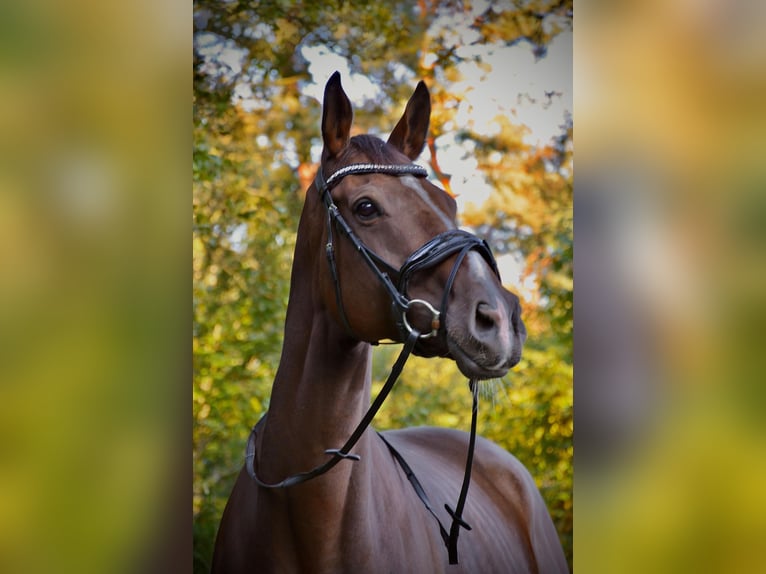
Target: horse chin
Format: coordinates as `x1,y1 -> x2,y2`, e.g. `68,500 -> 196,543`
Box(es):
411,331 -> 512,381
446,334 -> 512,381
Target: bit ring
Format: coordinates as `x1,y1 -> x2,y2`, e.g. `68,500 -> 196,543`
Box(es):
403,299 -> 441,339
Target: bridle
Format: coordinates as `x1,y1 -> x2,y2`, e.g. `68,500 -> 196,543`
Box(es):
245,161 -> 501,564
316,162 -> 499,345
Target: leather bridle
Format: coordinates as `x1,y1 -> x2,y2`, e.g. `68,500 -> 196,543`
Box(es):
245,162 -> 502,564
316,162 -> 499,345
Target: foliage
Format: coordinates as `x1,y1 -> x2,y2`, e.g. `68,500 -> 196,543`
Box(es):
193,1 -> 572,571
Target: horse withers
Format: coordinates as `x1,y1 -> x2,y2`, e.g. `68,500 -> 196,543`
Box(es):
212,72 -> 568,573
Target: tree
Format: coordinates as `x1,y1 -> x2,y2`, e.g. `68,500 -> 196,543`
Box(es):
193,1 -> 573,570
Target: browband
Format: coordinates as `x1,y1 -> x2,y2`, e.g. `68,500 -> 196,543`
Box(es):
319,162 -> 428,193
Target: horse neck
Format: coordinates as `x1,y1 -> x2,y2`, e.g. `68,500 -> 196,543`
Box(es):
258,197 -> 374,490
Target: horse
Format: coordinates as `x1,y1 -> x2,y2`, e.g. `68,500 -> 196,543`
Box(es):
211,72 -> 568,573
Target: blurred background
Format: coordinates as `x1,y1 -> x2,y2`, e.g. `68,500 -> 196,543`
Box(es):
0,0 -> 188,573
575,0 -> 766,572
2,0 -> 764,572
193,1 -> 572,572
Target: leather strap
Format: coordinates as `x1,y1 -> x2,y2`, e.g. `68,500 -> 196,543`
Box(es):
245,329 -> 420,489
316,164 -> 500,344
323,163 -> 428,190
379,380 -> 479,565
398,229 -> 498,295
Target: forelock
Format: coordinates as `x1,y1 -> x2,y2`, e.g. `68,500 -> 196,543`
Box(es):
338,134 -> 410,165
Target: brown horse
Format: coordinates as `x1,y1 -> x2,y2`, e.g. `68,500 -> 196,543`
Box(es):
212,73 -> 568,573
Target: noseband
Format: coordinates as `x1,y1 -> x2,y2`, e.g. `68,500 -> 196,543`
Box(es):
315,162 -> 499,344
245,162 -> 502,564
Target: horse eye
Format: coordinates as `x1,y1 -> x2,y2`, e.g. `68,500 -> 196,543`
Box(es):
354,199 -> 380,220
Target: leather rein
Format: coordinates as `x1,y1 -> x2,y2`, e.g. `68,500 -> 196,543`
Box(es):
245,162 -> 500,564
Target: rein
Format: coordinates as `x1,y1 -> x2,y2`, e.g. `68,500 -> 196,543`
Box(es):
245,162 -> 500,565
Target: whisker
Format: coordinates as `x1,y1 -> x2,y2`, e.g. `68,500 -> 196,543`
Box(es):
476,378 -> 500,408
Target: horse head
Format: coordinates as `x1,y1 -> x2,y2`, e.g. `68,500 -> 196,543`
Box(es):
311,72 -> 526,380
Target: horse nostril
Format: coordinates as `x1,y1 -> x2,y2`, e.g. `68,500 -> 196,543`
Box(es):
475,302 -> 497,333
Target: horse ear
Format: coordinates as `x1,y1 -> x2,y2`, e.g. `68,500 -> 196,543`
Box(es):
387,81 -> 431,160
321,71 -> 353,158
